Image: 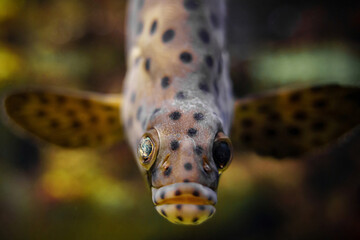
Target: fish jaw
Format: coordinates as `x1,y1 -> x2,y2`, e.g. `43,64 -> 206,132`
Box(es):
152,182 -> 217,225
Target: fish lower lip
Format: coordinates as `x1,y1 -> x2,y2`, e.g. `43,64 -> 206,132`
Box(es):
152,182 -> 217,206
158,196 -> 212,205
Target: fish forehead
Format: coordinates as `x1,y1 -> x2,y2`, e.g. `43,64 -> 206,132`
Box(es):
122,0 -> 233,158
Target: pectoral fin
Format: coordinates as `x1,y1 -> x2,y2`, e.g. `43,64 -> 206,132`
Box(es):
230,85 -> 360,158
3,88 -> 124,148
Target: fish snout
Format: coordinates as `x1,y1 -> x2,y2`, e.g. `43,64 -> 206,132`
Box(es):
152,182 -> 217,225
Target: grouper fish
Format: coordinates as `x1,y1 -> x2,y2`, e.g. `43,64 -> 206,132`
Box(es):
2,0 -> 360,225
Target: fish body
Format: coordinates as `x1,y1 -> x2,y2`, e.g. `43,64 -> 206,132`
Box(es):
3,0 -> 360,226
122,0 -> 233,224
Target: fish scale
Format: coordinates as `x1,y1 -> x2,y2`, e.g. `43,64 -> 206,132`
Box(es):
2,0 -> 360,226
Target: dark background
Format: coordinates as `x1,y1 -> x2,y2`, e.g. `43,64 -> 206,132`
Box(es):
0,0 -> 359,239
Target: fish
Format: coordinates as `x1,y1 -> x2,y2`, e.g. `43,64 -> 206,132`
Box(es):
2,0 -> 360,225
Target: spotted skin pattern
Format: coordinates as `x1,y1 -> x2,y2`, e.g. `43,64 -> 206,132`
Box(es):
122,0 -> 233,224
2,0 -> 360,226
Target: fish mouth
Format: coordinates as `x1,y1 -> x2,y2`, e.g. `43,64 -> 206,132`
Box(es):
152,182 -> 217,225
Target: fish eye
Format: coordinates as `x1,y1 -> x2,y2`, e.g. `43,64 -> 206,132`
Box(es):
139,137 -> 153,162
212,137 -> 232,173
138,129 -> 159,170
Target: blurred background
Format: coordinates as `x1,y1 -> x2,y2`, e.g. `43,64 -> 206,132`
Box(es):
0,0 -> 359,239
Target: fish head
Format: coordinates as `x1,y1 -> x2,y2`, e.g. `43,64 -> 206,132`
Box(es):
136,104 -> 233,225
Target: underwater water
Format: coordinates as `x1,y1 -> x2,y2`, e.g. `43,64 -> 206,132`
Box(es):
0,0 -> 359,239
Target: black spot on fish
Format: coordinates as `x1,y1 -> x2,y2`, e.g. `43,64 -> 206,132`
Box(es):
192,217 -> 198,223
171,140 -> 179,151
311,121 -> 326,132
36,110 -> 46,118
169,111 -> 181,120
50,119 -> 59,129
107,116 -> 116,125
164,166 -> 172,176
184,0 -> 200,10
145,58 -> 151,71
289,92 -> 301,103
161,209 -> 167,217
205,55 -> 214,68
137,21 -> 143,35
293,111 -> 307,121
175,190 -> 181,196
198,29 -> 210,44
177,216 -> 183,222
210,12 -> 219,28
162,29 -> 175,43
160,192 -> 165,199
241,133 -> 252,144
187,128 -> 197,137
56,95 -> 66,104
241,104 -> 249,111
193,190 -> 200,197
96,134 -> 103,142
183,179 -> 190,183
176,204 -> 182,210
199,83 -> 209,93
197,205 -> 205,211
72,120 -> 82,129
176,91 -> 186,100
90,115 -> 98,124
136,106 -> 142,120
313,99 -> 327,109
241,118 -> 254,128
102,105 -> 113,112
161,76 -> 170,89
150,19 -> 157,35
195,146 -> 203,156
194,112 -> 204,121
264,127 -> 277,138
184,162 -> 193,171
208,196 -> 212,201
287,126 -> 301,136
180,52 -> 192,63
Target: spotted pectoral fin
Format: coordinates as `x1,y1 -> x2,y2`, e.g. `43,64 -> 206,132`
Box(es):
230,85 -> 360,158
3,88 -> 124,148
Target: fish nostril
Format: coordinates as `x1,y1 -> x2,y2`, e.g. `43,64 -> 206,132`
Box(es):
202,156 -> 212,173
